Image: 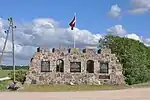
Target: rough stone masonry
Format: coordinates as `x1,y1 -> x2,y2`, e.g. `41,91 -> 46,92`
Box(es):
25,47 -> 125,85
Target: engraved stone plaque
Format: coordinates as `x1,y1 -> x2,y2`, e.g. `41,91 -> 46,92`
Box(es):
100,62 -> 109,73
41,61 -> 50,72
70,62 -> 81,72
99,75 -> 110,79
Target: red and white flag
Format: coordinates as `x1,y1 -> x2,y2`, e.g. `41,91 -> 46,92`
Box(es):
69,15 -> 76,30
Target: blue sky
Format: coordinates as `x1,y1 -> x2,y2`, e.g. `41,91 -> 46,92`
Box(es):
0,0 -> 150,65
0,0 -> 149,37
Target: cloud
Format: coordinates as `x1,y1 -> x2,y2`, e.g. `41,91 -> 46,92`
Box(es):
126,33 -> 142,41
108,4 -> 122,18
107,25 -> 127,35
0,18 -> 102,65
0,17 -> 150,65
129,0 -> 150,14
129,8 -> 149,14
106,24 -> 150,46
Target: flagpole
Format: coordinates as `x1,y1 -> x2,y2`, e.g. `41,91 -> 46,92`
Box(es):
73,12 -> 76,48
87,34 -> 89,45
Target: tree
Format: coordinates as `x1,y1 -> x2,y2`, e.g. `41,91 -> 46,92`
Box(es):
100,35 -> 150,85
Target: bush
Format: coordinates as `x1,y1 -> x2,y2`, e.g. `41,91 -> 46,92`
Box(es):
8,70 -> 27,84
101,35 -> 150,85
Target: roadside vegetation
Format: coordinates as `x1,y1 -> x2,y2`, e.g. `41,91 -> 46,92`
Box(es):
0,66 -> 28,91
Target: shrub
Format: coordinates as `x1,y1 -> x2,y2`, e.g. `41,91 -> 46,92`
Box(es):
8,70 -> 27,83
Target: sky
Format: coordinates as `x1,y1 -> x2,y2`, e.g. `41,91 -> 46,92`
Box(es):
0,0 -> 150,65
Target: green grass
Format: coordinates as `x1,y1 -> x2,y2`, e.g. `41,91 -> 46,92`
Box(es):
0,80 -> 12,91
20,84 -> 128,92
0,69 -> 27,78
1,81 -> 150,92
0,70 -> 11,78
130,81 -> 150,88
0,70 -> 12,91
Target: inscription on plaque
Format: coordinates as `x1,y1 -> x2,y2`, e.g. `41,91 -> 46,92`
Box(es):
70,62 -> 81,72
100,62 -> 109,73
99,75 -> 110,79
41,61 -> 50,72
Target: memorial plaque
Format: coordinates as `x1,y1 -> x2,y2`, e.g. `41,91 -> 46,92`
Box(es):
70,62 -> 81,72
41,61 -> 50,72
99,75 -> 110,79
100,62 -> 109,73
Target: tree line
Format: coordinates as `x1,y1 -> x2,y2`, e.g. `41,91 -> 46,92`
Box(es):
0,65 -> 29,70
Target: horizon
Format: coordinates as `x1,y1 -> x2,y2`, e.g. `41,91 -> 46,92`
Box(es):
0,0 -> 150,65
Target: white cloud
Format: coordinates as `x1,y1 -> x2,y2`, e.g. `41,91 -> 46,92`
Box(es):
142,38 -> 150,46
0,18 -> 102,65
129,8 -> 149,14
129,0 -> 150,14
125,33 -> 141,41
107,25 -> 127,35
0,17 -> 150,65
107,24 -> 150,46
108,4 -> 122,18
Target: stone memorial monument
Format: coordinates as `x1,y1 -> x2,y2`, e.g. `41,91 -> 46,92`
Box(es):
25,46 -> 125,85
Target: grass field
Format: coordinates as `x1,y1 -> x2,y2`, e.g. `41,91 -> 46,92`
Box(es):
0,70 -> 11,78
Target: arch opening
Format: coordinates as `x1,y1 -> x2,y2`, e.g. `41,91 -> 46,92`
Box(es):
56,59 -> 64,72
86,60 -> 94,73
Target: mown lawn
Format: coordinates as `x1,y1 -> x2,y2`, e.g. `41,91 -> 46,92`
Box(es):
20,84 -> 128,92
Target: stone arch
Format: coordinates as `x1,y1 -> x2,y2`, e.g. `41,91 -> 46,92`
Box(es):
56,59 -> 64,72
86,60 -> 94,73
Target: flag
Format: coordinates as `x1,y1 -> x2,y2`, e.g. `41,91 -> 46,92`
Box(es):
69,15 -> 76,30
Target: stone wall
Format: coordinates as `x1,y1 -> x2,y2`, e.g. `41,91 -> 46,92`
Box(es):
25,47 -> 125,85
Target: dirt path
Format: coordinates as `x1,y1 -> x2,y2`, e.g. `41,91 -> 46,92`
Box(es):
1,88 -> 150,100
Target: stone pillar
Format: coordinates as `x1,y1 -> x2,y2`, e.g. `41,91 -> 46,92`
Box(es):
108,62 -> 112,74
82,61 -> 87,73
94,60 -> 99,73
64,58 -> 70,73
50,60 -> 56,72
81,61 -> 85,73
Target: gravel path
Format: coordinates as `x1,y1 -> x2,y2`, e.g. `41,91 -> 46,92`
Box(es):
0,88 -> 150,100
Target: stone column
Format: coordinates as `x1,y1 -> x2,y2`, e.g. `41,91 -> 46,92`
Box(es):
81,61 -> 86,73
64,58 -> 70,73
94,60 -> 99,73
50,60 -> 56,72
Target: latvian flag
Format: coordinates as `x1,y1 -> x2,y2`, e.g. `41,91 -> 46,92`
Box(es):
69,15 -> 76,30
